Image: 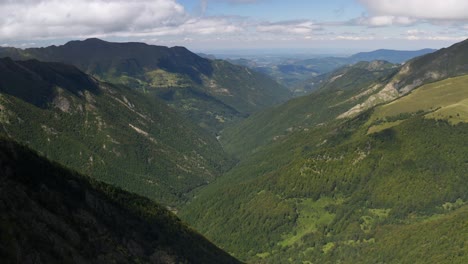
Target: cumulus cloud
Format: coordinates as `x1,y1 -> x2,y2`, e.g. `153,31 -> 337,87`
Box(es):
0,0 -> 191,39
0,0 -> 465,48
0,0 -> 247,41
360,0 -> 468,20
359,0 -> 468,26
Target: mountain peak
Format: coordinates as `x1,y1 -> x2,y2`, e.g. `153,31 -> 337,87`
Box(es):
81,38 -> 110,44
82,37 -> 107,43
64,38 -> 109,47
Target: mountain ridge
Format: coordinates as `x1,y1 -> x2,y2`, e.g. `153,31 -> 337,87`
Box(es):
0,38 -> 290,133
0,57 -> 233,206
338,38 -> 468,119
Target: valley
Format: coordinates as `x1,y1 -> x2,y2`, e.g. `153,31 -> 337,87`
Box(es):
1,1 -> 468,262
180,39 -> 468,263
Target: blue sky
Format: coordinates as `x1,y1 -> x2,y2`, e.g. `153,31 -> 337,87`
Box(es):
181,0 -> 364,22
1,0 -> 467,53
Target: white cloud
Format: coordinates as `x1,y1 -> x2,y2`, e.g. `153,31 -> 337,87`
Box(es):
257,21 -> 321,35
0,0 -> 465,49
355,15 -> 417,27
0,0 -> 189,39
0,0 -> 249,41
359,0 -> 468,26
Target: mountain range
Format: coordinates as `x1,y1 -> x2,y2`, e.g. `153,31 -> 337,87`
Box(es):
228,48 -> 435,92
0,38 -> 290,134
1,36 -> 468,264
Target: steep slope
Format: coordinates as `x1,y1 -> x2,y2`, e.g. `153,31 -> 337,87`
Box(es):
181,86 -> 468,262
222,38 -> 468,157
0,138 -> 241,264
0,38 -> 290,133
181,41 -> 468,262
339,38 -> 468,118
221,60 -> 398,157
0,58 -> 232,206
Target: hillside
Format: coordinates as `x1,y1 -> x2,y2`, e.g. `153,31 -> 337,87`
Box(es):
0,58 -> 233,206
222,38 -> 468,158
220,60 -> 398,157
339,38 -> 468,119
0,138 -> 241,264
181,40 -> 468,262
181,76 -> 468,262
0,39 -> 290,133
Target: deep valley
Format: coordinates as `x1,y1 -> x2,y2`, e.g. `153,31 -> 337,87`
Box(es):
1,1 -> 468,263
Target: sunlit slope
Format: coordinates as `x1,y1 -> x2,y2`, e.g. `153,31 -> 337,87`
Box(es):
368,74 -> 468,133
182,110 -> 468,263
338,38 -> 468,119
221,61 -> 397,157
342,204 -> 468,264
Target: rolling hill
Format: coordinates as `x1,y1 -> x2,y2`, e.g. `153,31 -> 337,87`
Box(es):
0,138 -> 241,264
0,57 -> 233,207
0,38 -> 290,133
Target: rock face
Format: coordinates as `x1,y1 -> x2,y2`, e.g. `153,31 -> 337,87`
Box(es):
0,139 -> 241,264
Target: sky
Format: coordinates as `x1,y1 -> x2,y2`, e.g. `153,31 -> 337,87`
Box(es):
1,0 -> 468,53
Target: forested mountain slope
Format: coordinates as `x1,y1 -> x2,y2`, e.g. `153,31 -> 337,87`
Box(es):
180,40 -> 468,263
222,38 -> 468,158
339,38 -> 468,119
0,38 -> 290,133
221,60 -> 398,157
0,58 -> 232,206
0,138 -> 241,264
182,84 -> 468,262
